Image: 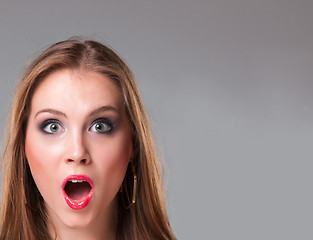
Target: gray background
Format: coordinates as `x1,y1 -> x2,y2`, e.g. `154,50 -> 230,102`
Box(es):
0,0 -> 312,239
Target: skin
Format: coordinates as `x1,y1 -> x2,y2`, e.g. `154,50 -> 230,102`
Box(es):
25,69 -> 133,240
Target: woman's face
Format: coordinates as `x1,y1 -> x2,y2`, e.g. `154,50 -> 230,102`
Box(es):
25,69 -> 133,230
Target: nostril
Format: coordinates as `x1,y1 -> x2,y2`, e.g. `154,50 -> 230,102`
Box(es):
65,158 -> 90,164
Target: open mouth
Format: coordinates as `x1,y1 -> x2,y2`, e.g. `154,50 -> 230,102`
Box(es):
62,175 -> 94,210
64,180 -> 92,200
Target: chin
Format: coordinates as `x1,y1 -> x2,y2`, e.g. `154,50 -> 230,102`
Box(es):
45,194 -> 118,233
46,202 -> 95,230
61,210 -> 95,229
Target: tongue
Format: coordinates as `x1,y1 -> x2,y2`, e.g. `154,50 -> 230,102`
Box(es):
64,182 -> 91,201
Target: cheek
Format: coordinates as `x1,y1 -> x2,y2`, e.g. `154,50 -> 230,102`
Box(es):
94,139 -> 131,172
25,132 -> 44,175
25,134 -> 47,193
25,131 -> 59,191
91,133 -> 133,189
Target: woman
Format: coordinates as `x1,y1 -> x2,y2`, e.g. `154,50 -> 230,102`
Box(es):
0,39 -> 176,239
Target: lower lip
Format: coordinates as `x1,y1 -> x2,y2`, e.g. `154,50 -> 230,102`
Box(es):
62,175 -> 94,210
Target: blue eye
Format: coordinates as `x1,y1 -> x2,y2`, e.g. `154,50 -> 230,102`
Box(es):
40,120 -> 63,134
90,119 -> 114,134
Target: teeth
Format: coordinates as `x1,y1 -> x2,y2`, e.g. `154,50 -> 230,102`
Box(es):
70,180 -> 85,183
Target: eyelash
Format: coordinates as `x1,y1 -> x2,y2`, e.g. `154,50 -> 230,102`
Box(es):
89,118 -> 115,134
40,119 -> 63,134
39,118 -> 115,135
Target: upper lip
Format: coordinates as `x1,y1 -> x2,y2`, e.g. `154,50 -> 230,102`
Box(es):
62,174 -> 94,190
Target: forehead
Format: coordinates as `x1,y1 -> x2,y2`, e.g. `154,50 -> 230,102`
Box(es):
30,69 -> 123,113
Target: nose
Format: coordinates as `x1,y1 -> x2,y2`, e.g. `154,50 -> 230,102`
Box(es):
65,131 -> 91,165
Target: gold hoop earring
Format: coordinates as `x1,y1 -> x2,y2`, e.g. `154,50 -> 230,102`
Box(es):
121,160 -> 137,209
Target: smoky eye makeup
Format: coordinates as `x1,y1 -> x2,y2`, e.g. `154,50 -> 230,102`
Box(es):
89,118 -> 116,134
37,116 -> 118,135
39,119 -> 64,134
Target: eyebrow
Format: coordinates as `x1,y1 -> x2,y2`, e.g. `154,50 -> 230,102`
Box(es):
89,106 -> 119,117
35,106 -> 119,119
35,108 -> 67,118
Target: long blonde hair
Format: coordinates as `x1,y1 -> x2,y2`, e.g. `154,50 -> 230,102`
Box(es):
0,39 -> 176,240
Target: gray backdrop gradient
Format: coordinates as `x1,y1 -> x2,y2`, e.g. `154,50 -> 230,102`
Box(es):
1,1 -> 312,239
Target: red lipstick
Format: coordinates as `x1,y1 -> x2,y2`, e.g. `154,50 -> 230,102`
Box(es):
62,175 -> 94,210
